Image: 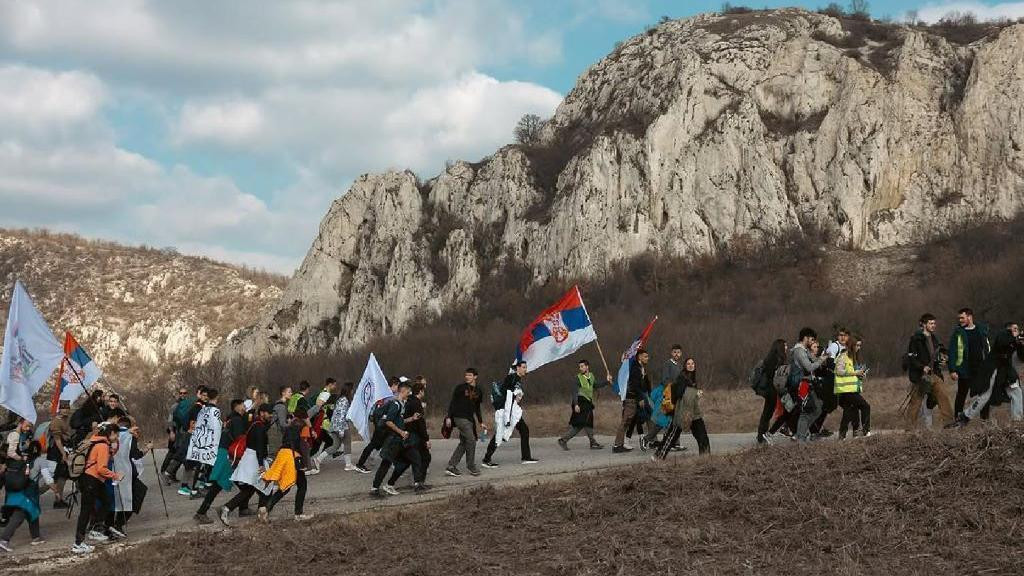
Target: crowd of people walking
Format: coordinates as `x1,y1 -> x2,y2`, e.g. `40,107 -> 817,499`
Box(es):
1,307 -> 1021,556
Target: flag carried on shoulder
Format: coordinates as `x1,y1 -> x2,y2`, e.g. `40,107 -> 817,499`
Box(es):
614,316 -> 658,401
52,331 -> 103,414
348,353 -> 394,441
0,281 -> 65,423
515,285 -> 597,374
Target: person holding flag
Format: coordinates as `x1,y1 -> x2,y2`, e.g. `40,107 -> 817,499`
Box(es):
0,281 -> 65,424
614,348 -> 652,453
481,361 -> 536,467
558,359 -> 612,451
52,332 -> 103,413
349,354 -> 397,473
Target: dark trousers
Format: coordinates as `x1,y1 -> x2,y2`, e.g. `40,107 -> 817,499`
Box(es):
196,483 -> 223,515
357,427 -> 388,468
375,445 -> 425,487
0,508 -> 41,542
268,466 -> 306,515
483,419 -> 531,462
757,389 -> 778,437
224,484 -> 256,512
690,418 -> 710,454
955,377 -> 972,416
837,393 -> 871,435
76,476 -> 111,544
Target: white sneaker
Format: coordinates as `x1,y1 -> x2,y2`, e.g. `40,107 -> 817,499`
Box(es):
0,540 -> 12,552
108,527 -> 127,540
87,530 -> 109,542
294,513 -> 314,521
71,542 -> 95,554
219,506 -> 231,527
305,467 -> 320,476
623,441 -> 634,450
344,464 -> 358,472
382,484 -> 400,496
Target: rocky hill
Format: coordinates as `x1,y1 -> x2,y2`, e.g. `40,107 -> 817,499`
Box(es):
0,229 -> 285,389
223,9 -> 1024,363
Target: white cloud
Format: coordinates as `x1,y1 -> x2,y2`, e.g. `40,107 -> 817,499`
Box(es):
0,1 -> 569,273
913,2 -> 1024,22
176,99 -> 265,147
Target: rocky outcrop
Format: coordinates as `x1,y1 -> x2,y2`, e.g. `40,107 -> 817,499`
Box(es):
223,9 -> 1024,362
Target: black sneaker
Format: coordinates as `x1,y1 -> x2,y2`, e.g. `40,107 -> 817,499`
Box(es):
944,414 -> 969,429
445,466 -> 462,477
413,483 -> 430,493
589,442 -> 604,450
468,468 -> 481,476
480,460 -> 498,469
369,488 -> 385,499
194,513 -> 213,525
238,508 -> 256,517
557,439 -> 569,451
612,445 -> 633,454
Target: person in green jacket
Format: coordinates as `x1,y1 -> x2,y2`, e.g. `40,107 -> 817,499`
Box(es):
558,360 -> 612,450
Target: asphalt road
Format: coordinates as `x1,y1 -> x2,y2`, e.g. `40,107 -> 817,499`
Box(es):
3,432 -> 756,568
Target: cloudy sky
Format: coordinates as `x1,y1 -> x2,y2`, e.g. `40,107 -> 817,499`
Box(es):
2,1 -> 1022,274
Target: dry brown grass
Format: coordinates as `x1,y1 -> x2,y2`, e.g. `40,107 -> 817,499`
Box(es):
55,426 -> 1024,575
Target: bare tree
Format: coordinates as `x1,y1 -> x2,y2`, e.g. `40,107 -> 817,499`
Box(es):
514,114 -> 545,146
848,0 -> 870,18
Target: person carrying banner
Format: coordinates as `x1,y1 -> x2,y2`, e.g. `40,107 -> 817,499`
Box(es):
194,396 -> 245,524
614,349 -> 651,453
224,403 -> 274,524
108,414 -> 151,537
445,368 -> 485,477
558,359 -> 611,450
482,361 -> 537,467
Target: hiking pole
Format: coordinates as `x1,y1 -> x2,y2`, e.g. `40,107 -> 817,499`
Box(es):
150,450 -> 170,519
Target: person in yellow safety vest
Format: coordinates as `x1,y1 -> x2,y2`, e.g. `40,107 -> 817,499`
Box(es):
835,335 -> 870,439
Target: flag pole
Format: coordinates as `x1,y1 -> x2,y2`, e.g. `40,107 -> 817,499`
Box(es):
574,285 -> 612,378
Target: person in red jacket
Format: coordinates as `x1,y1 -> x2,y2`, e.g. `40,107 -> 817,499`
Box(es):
72,423 -> 123,554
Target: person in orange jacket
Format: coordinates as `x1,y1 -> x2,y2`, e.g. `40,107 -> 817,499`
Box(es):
72,423 -> 123,554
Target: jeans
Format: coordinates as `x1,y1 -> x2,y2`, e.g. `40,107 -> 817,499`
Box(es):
76,475 -> 111,544
0,508 -> 41,542
446,418 -> 478,471
614,399 -> 639,447
328,428 -> 352,456
796,392 -> 822,442
484,419 -> 531,462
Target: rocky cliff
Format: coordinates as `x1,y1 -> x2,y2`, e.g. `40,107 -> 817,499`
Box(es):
223,9 -> 1024,362
0,229 -> 285,387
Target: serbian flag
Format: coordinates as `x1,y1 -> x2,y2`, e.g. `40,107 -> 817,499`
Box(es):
614,316 -> 658,400
515,285 -> 597,374
51,331 -> 103,413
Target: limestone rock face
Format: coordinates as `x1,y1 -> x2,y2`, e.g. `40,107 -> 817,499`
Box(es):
223,9 -> 1024,362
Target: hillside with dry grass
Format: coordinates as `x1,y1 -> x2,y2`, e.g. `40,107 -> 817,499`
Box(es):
0,229 -> 286,399
52,427 -> 1024,576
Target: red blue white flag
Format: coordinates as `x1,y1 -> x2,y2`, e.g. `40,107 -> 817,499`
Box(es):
515,285 -> 597,374
52,331 -> 103,413
614,316 -> 658,400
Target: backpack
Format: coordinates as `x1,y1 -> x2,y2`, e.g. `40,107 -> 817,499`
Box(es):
773,364 -> 791,393
172,397 -> 193,430
490,381 -> 504,410
748,361 -> 765,393
69,437 -> 105,481
660,384 -> 674,414
371,398 -> 393,427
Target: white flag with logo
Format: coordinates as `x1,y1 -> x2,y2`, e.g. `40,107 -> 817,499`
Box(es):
0,281 -> 65,422
348,353 -> 394,441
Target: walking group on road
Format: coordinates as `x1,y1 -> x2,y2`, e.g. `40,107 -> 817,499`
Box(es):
2,306 -> 1021,558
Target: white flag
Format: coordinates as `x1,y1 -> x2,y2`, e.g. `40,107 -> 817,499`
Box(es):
348,353 -> 393,441
0,281 -> 65,423
186,405 -> 222,466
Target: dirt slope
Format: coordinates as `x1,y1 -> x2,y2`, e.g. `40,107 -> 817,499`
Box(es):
49,427 -> 1024,576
